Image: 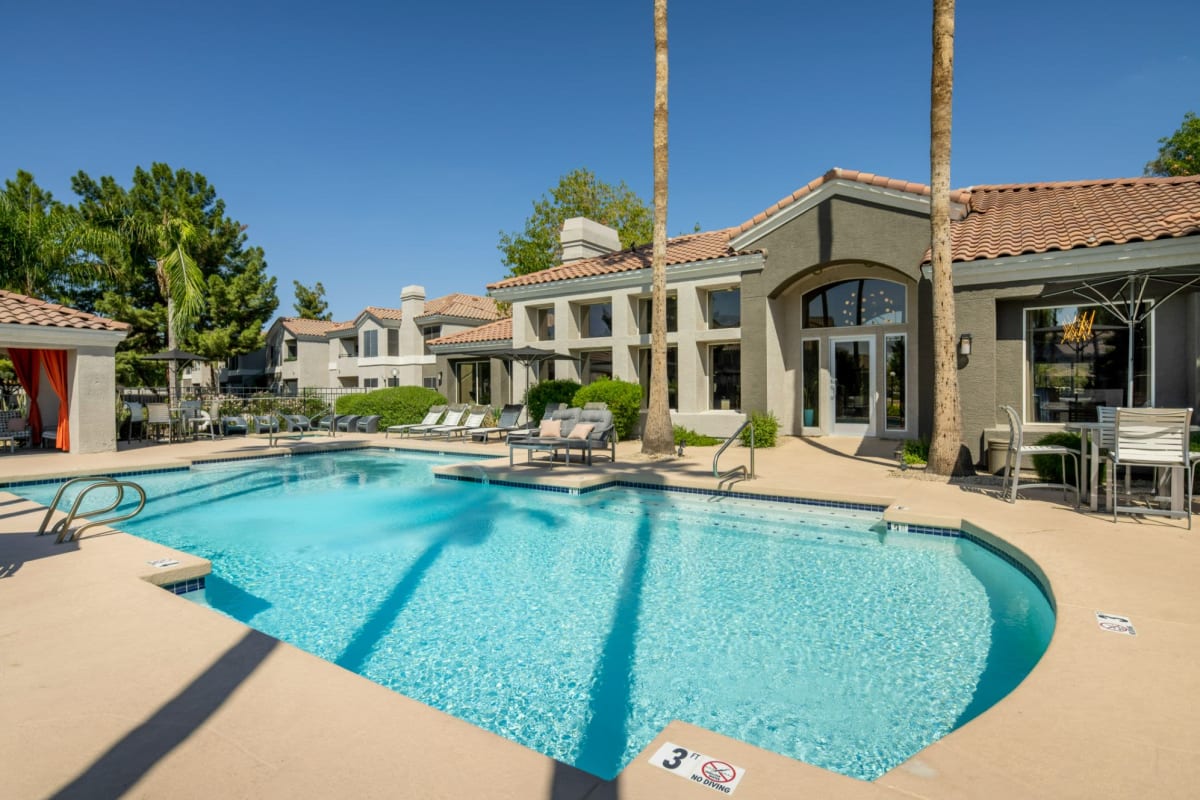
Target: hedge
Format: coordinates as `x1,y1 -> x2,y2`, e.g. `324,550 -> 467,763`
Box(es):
334,386 -> 447,429
525,379 -> 582,426
572,377 -> 643,440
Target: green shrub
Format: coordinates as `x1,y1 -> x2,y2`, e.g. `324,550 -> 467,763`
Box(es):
1192,431 -> 1200,452
673,426 -> 721,446
1032,431 -> 1082,486
572,377 -> 643,440
335,386 -> 446,429
901,438 -> 929,465
525,379 -> 582,426
740,410 -> 779,448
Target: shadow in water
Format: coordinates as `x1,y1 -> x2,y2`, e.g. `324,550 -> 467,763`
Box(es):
574,495 -> 654,781
49,629 -> 278,800
203,574 -> 274,625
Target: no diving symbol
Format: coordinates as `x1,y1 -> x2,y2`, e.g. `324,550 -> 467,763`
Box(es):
701,760 -> 736,784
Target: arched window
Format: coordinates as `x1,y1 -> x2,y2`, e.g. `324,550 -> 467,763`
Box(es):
803,279 -> 906,328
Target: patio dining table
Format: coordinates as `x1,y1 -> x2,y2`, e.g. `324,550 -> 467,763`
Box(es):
1067,419 -> 1199,513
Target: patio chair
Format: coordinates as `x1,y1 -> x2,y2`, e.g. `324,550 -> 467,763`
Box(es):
1108,407 -> 1192,529
430,406 -> 488,440
335,414 -> 362,433
123,401 -> 146,441
506,403 -> 565,442
556,407 -> 617,465
221,415 -> 249,436
192,410 -> 217,440
419,405 -> 473,438
468,404 -> 525,442
281,414 -> 313,432
146,403 -> 173,441
999,405 -> 1079,505
356,415 -> 382,433
251,415 -> 280,434
0,410 -> 31,451
385,405 -> 447,438
508,406 -> 582,466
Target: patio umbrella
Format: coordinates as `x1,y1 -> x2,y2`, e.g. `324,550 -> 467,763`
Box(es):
144,348 -> 207,406
1043,265 -> 1200,406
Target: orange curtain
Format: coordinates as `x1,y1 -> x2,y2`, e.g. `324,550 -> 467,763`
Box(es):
7,349 -> 43,447
40,349 -> 70,451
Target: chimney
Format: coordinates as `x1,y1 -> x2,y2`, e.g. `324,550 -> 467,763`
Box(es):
399,285 -> 425,356
560,217 -> 621,263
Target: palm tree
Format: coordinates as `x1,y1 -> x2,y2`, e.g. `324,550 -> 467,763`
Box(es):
641,0 -> 674,456
926,0 -> 970,475
0,173 -> 120,299
142,209 -> 206,396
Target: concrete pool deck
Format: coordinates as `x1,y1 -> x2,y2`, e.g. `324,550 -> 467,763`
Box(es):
1,433 -> 1196,799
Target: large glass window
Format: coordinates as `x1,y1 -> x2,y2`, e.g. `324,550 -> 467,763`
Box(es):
581,302 -> 612,338
885,334 -> 906,431
710,344 -> 741,410
362,329 -> 378,358
455,360 -> 492,405
536,308 -> 555,341
638,295 -> 677,334
638,346 -> 678,409
708,288 -> 741,329
1026,304 -> 1150,421
803,279 -> 906,328
387,329 -> 400,357
580,350 -> 613,383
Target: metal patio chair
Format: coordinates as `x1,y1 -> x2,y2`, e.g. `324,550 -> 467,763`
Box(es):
1108,407 -> 1192,529
999,404 -> 1079,505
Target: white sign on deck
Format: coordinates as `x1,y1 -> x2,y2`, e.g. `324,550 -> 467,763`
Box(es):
650,741 -> 746,795
1096,611 -> 1136,636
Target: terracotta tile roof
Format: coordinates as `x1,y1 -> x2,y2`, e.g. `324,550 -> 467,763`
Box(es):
427,317 -> 512,347
419,293 -> 502,321
946,175 -> 1200,262
328,320 -> 357,332
362,306 -> 403,321
281,317 -> 344,336
0,289 -> 130,332
488,230 -> 739,291
730,168 -> 973,236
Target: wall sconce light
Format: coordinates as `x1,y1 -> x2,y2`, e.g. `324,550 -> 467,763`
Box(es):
958,333 -> 972,357
436,371 -> 443,387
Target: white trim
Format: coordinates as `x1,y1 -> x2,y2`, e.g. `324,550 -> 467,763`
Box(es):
923,237 -> 1200,285
489,253 -> 764,302
430,343 -> 510,355
731,180 -> 940,250
358,355 -> 435,367
0,325 -> 128,349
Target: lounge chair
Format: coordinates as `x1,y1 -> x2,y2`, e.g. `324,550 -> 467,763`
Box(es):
419,405 -> 471,438
281,414 -> 313,432
385,405 -> 447,438
506,403 -> 565,442
555,407 -> 617,465
356,415 -> 382,433
220,415 -> 249,436
314,414 -> 336,431
429,406 -> 488,440
335,415 -> 362,433
508,406 -> 582,465
469,404 -> 525,442
251,415 -> 280,434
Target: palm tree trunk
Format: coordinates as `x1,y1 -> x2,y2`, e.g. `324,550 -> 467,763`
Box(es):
642,0 -> 674,456
927,0 -> 970,475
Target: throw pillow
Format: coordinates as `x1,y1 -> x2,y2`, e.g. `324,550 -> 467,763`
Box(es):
538,419 -> 562,438
7,417 -> 27,432
567,423 -> 594,440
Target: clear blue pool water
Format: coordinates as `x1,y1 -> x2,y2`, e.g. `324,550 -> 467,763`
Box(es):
18,451 -> 1054,781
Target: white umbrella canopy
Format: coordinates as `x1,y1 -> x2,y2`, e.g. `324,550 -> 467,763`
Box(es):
1043,266 -> 1200,405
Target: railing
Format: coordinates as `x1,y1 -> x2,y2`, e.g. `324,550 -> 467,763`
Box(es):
713,420 -> 755,490
37,476 -> 148,544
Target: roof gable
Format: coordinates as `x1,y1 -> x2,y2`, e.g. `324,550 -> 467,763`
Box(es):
427,317 -> 512,347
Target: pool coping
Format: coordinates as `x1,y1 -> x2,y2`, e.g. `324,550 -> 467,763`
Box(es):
0,435 -> 1194,798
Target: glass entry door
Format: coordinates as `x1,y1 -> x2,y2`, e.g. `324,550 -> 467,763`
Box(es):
831,338 -> 875,436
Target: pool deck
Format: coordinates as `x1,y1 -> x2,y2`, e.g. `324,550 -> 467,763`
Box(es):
1,432 -> 1196,799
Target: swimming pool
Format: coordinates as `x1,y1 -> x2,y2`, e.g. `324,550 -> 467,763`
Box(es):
18,450 -> 1054,781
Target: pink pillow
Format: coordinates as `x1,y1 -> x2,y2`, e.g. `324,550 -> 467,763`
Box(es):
567,423 -> 594,440
539,419 -> 562,437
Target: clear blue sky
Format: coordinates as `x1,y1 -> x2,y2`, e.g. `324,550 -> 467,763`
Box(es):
3,1 -> 1196,322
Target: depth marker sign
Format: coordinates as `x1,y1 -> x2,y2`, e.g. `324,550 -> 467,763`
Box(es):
650,742 -> 746,795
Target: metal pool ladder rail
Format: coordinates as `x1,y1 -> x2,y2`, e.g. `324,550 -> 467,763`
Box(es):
36,476 -> 148,544
713,420 -> 755,490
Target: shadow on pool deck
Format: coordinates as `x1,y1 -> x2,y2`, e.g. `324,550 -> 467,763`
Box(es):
48,629 -> 279,799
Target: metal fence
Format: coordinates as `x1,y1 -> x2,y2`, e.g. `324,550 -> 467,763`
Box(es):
117,386 -> 369,419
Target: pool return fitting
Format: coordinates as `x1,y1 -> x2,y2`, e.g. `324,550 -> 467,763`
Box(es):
36,476 -> 148,544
